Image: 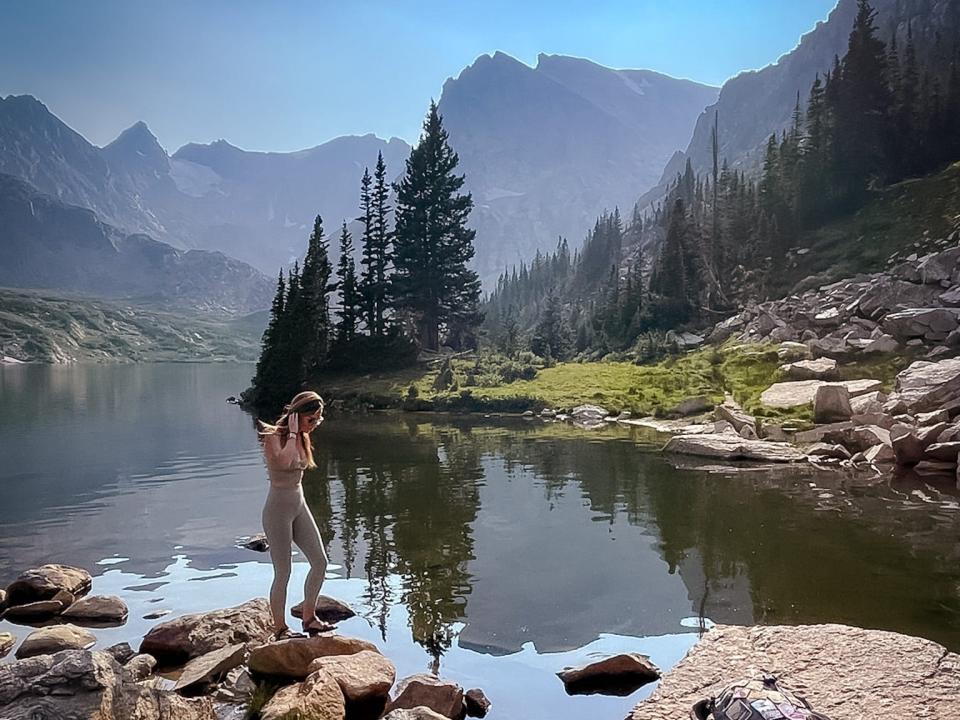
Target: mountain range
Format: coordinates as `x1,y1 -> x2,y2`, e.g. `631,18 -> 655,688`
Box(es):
0,54 -> 717,288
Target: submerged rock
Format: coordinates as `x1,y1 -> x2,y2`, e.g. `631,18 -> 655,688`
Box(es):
557,653 -> 660,696
629,624 -> 960,720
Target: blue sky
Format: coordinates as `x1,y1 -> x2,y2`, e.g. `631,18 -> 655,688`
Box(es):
1,0 -> 837,153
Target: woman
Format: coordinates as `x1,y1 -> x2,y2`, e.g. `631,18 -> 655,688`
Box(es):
259,390 -> 331,638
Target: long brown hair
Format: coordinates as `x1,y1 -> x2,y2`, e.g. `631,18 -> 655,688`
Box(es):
257,390 -> 324,469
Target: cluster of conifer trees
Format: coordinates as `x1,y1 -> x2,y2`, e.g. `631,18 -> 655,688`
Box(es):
486,0 -> 960,358
246,104 -> 482,410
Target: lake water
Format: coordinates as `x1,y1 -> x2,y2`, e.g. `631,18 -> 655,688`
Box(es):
2,363 -> 960,719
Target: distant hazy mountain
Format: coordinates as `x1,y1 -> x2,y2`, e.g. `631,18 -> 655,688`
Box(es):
643,0 -> 958,206
438,52 -> 719,282
0,94 -> 410,272
0,173 -> 272,315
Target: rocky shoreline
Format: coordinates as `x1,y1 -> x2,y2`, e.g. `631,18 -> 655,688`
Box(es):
0,564 -> 657,719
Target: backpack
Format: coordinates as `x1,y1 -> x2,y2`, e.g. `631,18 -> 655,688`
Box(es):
691,674 -> 832,720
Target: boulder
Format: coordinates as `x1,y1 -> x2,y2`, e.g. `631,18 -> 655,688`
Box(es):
123,653 -> 158,683
386,674 -> 464,719
669,396 -> 713,417
713,420 -> 735,434
4,564 -> 91,607
571,405 -> 609,421
850,391 -> 887,415
214,666 -> 256,704
307,649 -> 396,703
813,384 -> 853,423
863,333 -> 900,354
851,412 -> 895,429
923,442 -> 960,463
62,594 -> 129,623
104,642 -> 137,664
241,534 -> 269,552
628,624 -> 960,720
715,404 -> 756,434
0,632 -> 14,659
0,650 -> 121,719
864,443 -> 896,464
464,688 -> 491,718
822,425 -> 890,454
806,443 -> 851,460
891,424 -> 926,465
117,683 -> 217,720
940,287 -> 960,307
738,424 -> 759,440
260,668 -> 346,720
139,598 -> 273,666
383,708 -> 450,720
780,358 -> 837,380
248,634 -> 379,680
794,421 -> 855,444
776,341 -> 811,361
883,308 -> 960,341
1,591 -> 74,621
557,653 -> 660,696
663,434 -> 806,463
858,279 -> 942,319
918,247 -> 960,284
760,379 -> 881,409
290,595 -> 357,624
173,643 -> 246,694
15,624 -> 96,659
886,359 -> 960,415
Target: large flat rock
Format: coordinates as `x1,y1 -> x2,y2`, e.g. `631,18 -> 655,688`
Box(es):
760,379 -> 882,408
629,624 -> 960,720
663,434 -> 806,462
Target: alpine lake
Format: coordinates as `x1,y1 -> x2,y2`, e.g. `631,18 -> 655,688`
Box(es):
2,362 -> 959,719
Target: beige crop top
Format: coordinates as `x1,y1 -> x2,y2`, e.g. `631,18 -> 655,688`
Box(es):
262,433 -> 308,488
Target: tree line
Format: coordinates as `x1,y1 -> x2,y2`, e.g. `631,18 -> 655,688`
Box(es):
245,104 -> 482,411
485,0 -> 960,360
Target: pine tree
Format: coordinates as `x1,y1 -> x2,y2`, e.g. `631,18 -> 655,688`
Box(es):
393,102 -> 482,351
364,152 -> 393,338
357,168 -> 375,334
298,215 -> 335,374
335,221 -> 359,344
531,292 -> 571,361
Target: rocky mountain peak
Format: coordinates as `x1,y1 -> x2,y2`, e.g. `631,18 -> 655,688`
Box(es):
103,121 -> 168,171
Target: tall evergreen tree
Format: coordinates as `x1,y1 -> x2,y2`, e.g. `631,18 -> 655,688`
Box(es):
357,168 -> 375,334
393,102 -> 482,351
335,221 -> 360,344
360,152 -> 393,338
297,215 -> 335,373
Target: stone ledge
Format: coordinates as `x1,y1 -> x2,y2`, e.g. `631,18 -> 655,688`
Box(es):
629,624 -> 960,720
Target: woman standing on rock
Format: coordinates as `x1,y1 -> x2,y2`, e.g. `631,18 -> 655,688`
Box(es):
258,390 -> 331,638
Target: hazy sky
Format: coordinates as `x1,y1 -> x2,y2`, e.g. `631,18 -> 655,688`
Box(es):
1,0 -> 837,153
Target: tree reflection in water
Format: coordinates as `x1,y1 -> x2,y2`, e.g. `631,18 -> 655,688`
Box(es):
301,415 -> 960,665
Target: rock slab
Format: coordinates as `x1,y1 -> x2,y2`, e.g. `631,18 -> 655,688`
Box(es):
663,434 -> 806,463
173,643 -> 246,693
760,379 -> 881,409
629,624 -> 960,720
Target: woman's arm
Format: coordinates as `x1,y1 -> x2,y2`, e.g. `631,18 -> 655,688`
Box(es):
263,432 -> 303,469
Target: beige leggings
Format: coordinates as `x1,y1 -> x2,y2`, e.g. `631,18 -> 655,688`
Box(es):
261,485 -> 328,628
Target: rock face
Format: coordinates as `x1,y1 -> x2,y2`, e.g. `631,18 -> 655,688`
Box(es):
663,434 -> 806,462
260,669 -> 346,720
386,674 -> 465,719
0,648 -> 216,719
139,598 -> 272,666
307,650 -> 396,703
557,653 -> 660,696
62,594 -> 129,623
629,624 -> 960,720
4,564 -> 91,606
290,595 -> 357,624
248,634 -> 379,680
15,623 -> 96,659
